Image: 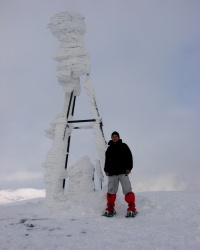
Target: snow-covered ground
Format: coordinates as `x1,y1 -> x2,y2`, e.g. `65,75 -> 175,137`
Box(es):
0,189 -> 45,204
0,189 -> 200,250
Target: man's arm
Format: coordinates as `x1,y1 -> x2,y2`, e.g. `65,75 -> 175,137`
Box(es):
124,143 -> 133,172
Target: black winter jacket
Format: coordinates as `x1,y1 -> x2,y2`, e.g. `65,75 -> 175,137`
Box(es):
104,139 -> 133,176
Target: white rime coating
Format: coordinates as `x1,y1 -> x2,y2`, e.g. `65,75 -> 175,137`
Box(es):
44,12 -> 106,201
68,156 -> 95,195
84,75 -> 107,172
48,12 -> 90,91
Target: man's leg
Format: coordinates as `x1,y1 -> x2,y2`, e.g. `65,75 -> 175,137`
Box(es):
119,174 -> 132,194
125,192 -> 136,212
106,176 -> 119,211
119,174 -> 136,212
106,193 -> 116,212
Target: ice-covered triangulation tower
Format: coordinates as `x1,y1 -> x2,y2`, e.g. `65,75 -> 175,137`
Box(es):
44,12 -> 107,200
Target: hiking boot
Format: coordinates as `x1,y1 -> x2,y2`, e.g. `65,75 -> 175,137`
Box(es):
126,210 -> 138,218
103,209 -> 116,217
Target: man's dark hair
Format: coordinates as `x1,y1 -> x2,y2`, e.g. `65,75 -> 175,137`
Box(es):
111,131 -> 120,138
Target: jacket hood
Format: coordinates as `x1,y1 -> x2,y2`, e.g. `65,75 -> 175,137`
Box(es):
108,139 -> 122,145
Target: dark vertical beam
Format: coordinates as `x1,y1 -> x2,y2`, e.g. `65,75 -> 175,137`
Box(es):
63,92 -> 76,190
65,136 -> 71,168
67,91 -> 74,119
63,91 -> 74,140
71,96 -> 76,116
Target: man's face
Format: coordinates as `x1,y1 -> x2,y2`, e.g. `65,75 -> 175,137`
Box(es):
112,135 -> 119,143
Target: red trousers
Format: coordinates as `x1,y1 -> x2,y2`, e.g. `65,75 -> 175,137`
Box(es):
124,192 -> 136,211
106,192 -> 136,212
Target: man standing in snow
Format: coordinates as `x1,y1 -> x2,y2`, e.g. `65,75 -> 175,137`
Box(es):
104,131 -> 137,217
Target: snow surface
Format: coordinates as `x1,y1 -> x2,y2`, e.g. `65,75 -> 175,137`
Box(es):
0,189 -> 45,204
0,189 -> 200,250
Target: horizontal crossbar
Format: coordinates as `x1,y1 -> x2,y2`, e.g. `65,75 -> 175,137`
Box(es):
68,119 -> 96,123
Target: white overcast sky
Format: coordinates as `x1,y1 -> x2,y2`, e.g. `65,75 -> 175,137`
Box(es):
0,0 -> 200,191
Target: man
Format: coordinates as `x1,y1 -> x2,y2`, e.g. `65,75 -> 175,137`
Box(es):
103,131 -> 137,217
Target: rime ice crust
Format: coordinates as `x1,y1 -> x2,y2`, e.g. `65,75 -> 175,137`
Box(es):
68,156 -> 95,195
84,76 -> 107,170
44,12 -> 107,201
48,12 -> 90,92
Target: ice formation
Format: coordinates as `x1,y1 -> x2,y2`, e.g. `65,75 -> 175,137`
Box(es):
68,156 -> 95,195
43,12 -> 107,200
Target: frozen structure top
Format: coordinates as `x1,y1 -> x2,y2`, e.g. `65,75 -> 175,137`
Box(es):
48,12 -> 89,93
44,12 -> 107,200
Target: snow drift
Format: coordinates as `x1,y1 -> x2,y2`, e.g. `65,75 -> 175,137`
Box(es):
0,189 -> 200,250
